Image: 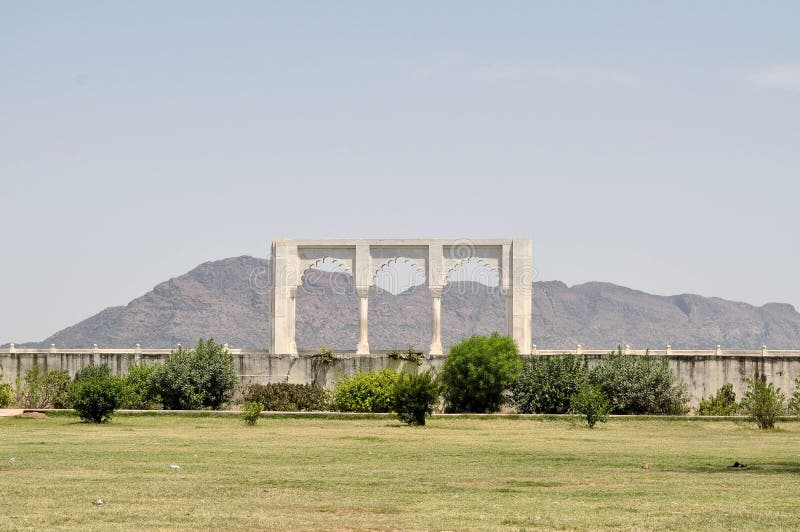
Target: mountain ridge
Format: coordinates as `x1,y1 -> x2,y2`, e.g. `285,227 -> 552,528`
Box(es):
9,255 -> 800,350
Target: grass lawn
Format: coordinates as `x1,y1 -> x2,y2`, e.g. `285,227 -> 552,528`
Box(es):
1,414 -> 799,530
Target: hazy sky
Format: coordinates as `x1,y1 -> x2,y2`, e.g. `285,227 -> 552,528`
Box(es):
2,1 -> 799,345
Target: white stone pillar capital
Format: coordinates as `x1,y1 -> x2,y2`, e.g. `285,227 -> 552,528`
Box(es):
9,343 -> 15,353
356,286 -> 370,299
428,285 -> 444,298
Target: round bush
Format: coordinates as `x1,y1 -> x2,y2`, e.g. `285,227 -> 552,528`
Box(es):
511,355 -> 588,414
589,351 -> 688,415
331,369 -> 399,412
70,364 -> 123,423
392,370 -> 440,425
439,333 -> 523,413
150,339 -> 238,410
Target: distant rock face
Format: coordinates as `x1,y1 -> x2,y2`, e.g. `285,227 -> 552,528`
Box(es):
19,256 -> 800,350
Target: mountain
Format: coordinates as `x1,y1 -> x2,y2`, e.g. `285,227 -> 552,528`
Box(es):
15,256 -> 800,350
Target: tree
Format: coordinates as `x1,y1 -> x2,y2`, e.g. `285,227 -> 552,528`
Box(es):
439,333 -> 523,413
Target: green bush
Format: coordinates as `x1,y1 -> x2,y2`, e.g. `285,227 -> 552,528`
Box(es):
387,346 -> 424,366
697,383 -> 740,416
741,377 -> 784,429
439,333 -> 522,413
589,350 -> 688,415
70,364 -> 123,423
392,370 -> 440,425
788,376 -> 800,415
241,402 -> 264,426
120,364 -> 160,409
150,339 -> 238,410
571,385 -> 611,428
14,366 -> 72,408
314,346 -> 336,365
511,355 -> 588,414
0,378 -> 12,408
331,369 -> 399,412
241,383 -> 328,411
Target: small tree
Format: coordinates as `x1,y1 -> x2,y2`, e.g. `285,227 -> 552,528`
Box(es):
697,383 -> 739,416
120,364 -> 160,409
571,385 -> 611,428
741,377 -> 784,429
787,376 -> 800,415
511,355 -> 588,414
392,370 -> 440,425
0,377 -> 12,408
14,366 -> 72,409
150,339 -> 238,410
241,402 -> 264,426
70,364 -> 123,423
439,333 -> 523,413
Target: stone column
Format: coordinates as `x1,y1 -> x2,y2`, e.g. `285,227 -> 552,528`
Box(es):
356,286 -> 370,354
429,286 -> 443,355
503,288 -> 513,339
511,239 -> 533,355
289,285 -> 298,354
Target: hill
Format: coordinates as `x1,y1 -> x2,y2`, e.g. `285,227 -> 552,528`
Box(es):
17,256 -> 800,350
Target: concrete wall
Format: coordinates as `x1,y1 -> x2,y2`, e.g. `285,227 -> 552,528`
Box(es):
1,346 -> 799,406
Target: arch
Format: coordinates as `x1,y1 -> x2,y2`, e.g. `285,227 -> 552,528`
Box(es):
371,257 -> 426,294
296,257 -> 357,351
444,257 -> 500,288
300,257 -> 352,285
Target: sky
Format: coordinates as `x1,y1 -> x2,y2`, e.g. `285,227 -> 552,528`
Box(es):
2,1 -> 799,345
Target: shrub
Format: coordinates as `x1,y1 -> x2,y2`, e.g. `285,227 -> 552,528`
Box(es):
70,364 -> 123,423
241,383 -> 328,411
392,370 -> 440,425
331,369 -> 399,412
697,383 -> 740,416
150,339 -> 238,410
120,364 -> 160,409
571,385 -> 611,428
511,355 -> 588,414
314,347 -> 335,365
741,377 -> 784,429
589,350 -> 688,415
439,333 -> 523,413
14,366 -> 72,408
788,376 -> 800,415
241,402 -> 264,426
0,378 -> 12,408
387,346 -> 424,366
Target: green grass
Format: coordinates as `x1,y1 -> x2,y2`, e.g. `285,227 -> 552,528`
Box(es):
1,415 -> 799,530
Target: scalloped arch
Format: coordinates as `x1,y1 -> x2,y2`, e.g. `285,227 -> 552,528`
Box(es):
300,257 -> 353,284
371,257 -> 426,289
445,257 -> 500,285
